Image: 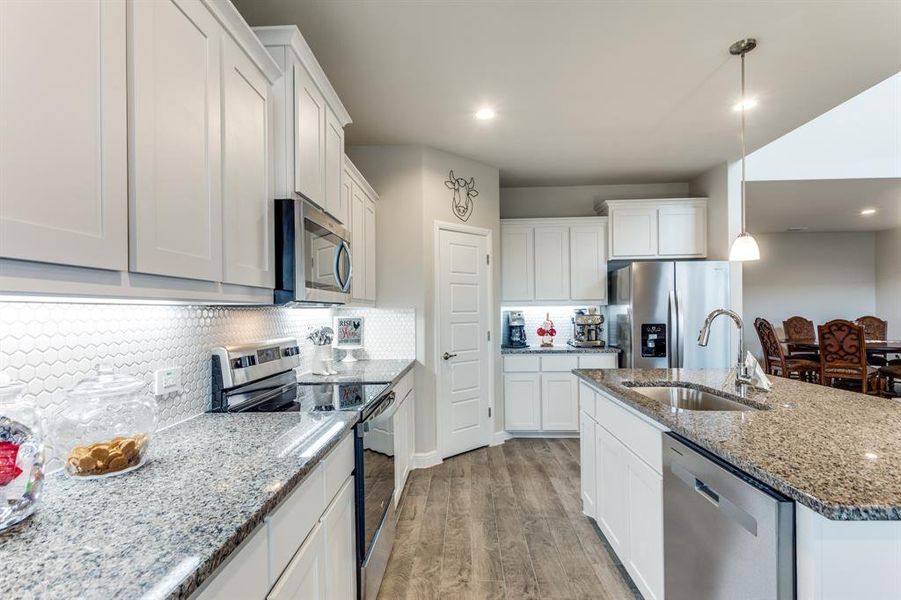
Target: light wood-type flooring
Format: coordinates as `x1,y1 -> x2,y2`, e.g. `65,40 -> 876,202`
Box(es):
378,438 -> 643,600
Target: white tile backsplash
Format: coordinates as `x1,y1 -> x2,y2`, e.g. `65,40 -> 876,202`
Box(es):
0,302 -> 415,428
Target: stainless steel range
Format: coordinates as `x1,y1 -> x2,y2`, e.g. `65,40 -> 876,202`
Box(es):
210,338 -> 397,600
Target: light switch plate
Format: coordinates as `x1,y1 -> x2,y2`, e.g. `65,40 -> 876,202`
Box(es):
153,367 -> 182,396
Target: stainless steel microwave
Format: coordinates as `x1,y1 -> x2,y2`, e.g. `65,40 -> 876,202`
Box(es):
275,199 -> 352,305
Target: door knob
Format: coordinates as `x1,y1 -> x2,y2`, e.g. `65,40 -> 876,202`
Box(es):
443,352 -> 457,360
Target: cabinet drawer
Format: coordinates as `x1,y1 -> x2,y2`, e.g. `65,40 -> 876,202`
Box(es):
541,355 -> 579,372
323,433 -> 354,508
579,381 -> 597,421
503,355 -> 540,372
270,464 -> 326,578
194,522 -> 268,599
595,391 -> 665,473
579,354 -> 618,369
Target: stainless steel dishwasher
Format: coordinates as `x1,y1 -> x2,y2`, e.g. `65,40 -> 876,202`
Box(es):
663,433 -> 795,599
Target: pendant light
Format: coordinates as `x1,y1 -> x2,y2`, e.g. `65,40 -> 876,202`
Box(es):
728,38 -> 760,262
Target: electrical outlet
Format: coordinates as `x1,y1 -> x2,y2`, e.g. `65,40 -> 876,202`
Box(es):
153,367 -> 183,396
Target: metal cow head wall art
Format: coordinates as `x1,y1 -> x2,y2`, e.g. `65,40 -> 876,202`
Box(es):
445,170 -> 478,222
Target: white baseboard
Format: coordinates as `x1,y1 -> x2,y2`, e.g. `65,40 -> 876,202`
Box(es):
411,450 -> 442,470
505,431 -> 580,439
491,430 -> 512,446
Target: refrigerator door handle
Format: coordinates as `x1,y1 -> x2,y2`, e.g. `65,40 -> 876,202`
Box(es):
667,290 -> 676,368
675,290 -> 684,368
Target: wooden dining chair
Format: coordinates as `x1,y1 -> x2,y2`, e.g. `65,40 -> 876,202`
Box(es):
754,318 -> 818,382
818,319 -> 883,395
856,315 -> 889,366
880,364 -> 901,398
782,316 -> 819,361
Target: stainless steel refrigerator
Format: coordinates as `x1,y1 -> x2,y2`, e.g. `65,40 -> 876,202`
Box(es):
608,261 -> 732,369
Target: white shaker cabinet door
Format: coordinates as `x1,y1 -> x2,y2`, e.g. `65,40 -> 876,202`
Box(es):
500,225 -> 534,301
0,0 -> 127,270
195,523 -> 269,600
129,0 -> 223,281
625,451 -> 664,600
533,225 -> 570,300
364,196 -> 377,301
541,373 -> 578,431
293,63 -> 325,208
221,34 -> 273,288
323,106 -> 345,223
609,205 -> 657,258
268,522 -> 327,600
580,411 -> 597,520
349,179 -> 367,302
570,224 -> 607,302
596,425 -> 629,558
657,203 -> 707,257
504,373 -> 541,431
322,477 -> 357,600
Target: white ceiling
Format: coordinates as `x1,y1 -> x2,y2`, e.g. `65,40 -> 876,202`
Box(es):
233,1 -> 901,187
747,178 -> 901,233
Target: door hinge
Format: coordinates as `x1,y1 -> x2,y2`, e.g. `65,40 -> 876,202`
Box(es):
487,330 -> 491,341
488,407 -> 492,418
486,254 -> 490,265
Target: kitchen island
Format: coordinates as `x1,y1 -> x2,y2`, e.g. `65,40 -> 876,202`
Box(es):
575,367 -> 901,600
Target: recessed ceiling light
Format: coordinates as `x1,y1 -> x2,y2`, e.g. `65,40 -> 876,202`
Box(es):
474,107 -> 496,120
733,98 -> 758,111
860,208 -> 876,215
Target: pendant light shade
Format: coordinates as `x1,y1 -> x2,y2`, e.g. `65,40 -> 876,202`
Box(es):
729,38 -> 760,262
729,232 -> 760,261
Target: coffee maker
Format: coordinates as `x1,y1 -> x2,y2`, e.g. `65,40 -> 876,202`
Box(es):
569,308 -> 605,347
502,310 -> 528,348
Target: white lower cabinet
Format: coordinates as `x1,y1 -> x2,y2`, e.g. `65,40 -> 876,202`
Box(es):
504,353 -> 617,433
393,372 -> 416,507
193,434 -> 356,600
581,384 -> 666,600
321,477 -> 356,600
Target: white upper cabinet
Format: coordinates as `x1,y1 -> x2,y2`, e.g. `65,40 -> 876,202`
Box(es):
500,225 -> 535,302
604,198 -> 708,260
346,156 -> 377,304
129,0 -> 223,282
570,224 -> 608,302
0,0 -> 127,271
657,202 -> 707,257
221,34 -> 273,288
534,226 -> 570,300
255,26 -> 352,224
500,217 -> 607,304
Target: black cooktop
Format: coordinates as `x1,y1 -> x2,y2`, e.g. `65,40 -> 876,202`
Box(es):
228,380 -> 390,414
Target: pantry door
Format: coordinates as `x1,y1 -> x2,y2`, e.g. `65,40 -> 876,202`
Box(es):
436,224 -> 492,459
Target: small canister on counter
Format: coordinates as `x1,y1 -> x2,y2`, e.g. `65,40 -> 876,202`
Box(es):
47,365 -> 158,479
0,374 -> 45,532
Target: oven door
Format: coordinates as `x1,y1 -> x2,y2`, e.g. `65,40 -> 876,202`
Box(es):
356,392 -> 397,599
301,202 -> 352,304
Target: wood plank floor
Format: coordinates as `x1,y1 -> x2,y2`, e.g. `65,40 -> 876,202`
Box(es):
378,438 -> 643,600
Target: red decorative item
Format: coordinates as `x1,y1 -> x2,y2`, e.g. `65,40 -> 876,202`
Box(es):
0,441 -> 23,486
539,313 -> 556,347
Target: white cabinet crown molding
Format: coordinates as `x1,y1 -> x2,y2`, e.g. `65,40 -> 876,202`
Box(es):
253,25 -> 352,125
344,154 -> 378,200
597,197 -> 708,214
500,216 -> 608,227
203,0 -> 281,83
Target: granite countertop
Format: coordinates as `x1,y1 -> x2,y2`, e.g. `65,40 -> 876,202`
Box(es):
0,409 -> 358,599
295,358 -> 414,385
574,368 -> 901,521
501,344 -> 620,355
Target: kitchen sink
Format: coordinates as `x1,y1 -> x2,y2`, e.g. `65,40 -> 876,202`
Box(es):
630,385 -> 758,412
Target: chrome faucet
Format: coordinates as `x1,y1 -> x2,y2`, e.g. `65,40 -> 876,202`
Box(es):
697,308 -> 754,386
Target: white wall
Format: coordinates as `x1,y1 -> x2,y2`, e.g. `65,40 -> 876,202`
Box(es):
742,232 -> 877,356
348,145 -> 501,458
876,226 -> 901,338
499,182 -> 689,218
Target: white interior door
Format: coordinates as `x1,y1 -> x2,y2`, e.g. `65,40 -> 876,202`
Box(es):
438,227 -> 491,458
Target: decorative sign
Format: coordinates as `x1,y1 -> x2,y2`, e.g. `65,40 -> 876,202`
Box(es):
334,317 -> 364,347
444,170 -> 479,222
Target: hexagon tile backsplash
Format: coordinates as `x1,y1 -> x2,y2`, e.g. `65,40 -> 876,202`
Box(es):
0,303 -> 415,429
